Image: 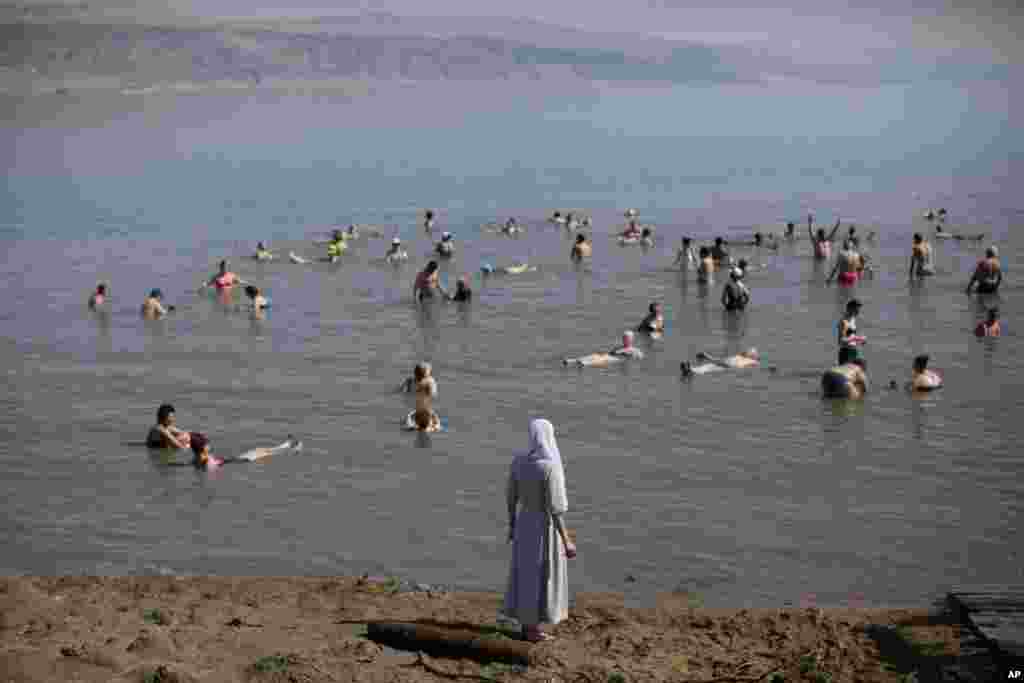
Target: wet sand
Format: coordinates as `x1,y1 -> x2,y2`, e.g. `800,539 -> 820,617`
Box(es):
0,576 -> 997,682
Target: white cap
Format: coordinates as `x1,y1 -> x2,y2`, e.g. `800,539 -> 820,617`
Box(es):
392,237 -> 401,244
441,232 -> 452,239
731,266 -> 744,278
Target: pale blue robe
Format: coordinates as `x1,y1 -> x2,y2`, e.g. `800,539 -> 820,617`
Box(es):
502,420 -> 569,626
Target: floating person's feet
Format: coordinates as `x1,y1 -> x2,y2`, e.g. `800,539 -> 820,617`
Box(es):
289,252 -> 308,264
286,435 -> 303,451
680,361 -> 693,377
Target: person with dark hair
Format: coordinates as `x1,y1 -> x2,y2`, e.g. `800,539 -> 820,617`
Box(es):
413,260 -> 444,302
821,347 -> 868,399
448,275 -> 473,302
88,283 -> 107,309
909,233 -> 935,278
975,308 -> 1001,337
837,299 -> 866,362
637,302 -> 664,334
674,236 -> 696,267
911,354 -> 943,391
808,214 -> 842,260
721,267 -> 751,311
146,404 -> 192,449
710,237 -> 731,266
141,289 -> 172,319
785,222 -> 796,239
697,246 -> 715,283
571,233 -> 592,261
244,285 -> 268,310
966,246 -> 1002,294
190,432 -> 302,468
827,239 -> 864,286
203,259 -> 243,290
424,209 -> 435,233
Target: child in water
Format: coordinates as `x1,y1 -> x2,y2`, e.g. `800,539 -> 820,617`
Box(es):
88,283 -> 107,309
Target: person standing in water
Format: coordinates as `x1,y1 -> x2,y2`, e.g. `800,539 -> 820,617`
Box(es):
710,237 -> 731,266
674,237 -> 696,267
447,276 -> 473,302
837,299 -> 866,362
146,403 -> 192,449
821,347 -> 868,399
424,209 -> 435,233
203,260 -> 243,290
697,246 -> 715,283
571,233 -> 592,261
435,232 -> 455,258
827,240 -> 863,286
975,308 -> 1001,337
384,237 -> 408,264
88,283 -> 107,309
721,267 -> 751,311
413,261 -> 444,302
503,418 -> 575,643
908,233 -> 935,278
141,289 -> 172,319
910,354 -> 943,392
965,246 -> 1002,294
785,222 -> 796,240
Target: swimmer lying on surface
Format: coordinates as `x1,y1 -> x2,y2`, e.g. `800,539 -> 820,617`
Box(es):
189,432 -> 303,470
254,242 -> 274,261
563,331 -> 644,366
680,348 -> 761,376
481,262 -> 537,275
636,303 -> 664,334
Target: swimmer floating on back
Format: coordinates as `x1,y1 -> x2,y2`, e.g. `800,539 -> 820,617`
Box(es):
563,330 -> 644,367
189,432 -> 303,470
636,302 -> 664,335
680,348 -> 761,377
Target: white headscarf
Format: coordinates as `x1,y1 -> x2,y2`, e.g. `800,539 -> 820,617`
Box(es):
526,418 -> 561,466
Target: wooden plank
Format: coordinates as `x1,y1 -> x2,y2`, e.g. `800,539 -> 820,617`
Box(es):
367,622 -> 532,665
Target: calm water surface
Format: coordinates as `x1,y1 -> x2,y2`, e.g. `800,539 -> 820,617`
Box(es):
1,83 -> 1021,608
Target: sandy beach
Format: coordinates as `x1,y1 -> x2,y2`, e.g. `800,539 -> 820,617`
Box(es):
0,576 -> 999,682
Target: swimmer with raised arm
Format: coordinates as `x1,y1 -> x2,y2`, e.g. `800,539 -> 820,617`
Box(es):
563,330 -> 644,367
965,246 -> 1002,294
910,354 -> 943,392
821,347 -> 868,399
909,233 -> 935,278
809,214 -> 842,260
680,348 -> 760,376
146,403 -> 192,449
571,233 -> 592,261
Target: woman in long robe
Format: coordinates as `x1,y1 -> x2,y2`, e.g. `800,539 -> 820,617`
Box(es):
502,419 -> 577,642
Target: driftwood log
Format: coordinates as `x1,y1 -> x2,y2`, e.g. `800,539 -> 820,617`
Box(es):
367,622 -> 531,665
